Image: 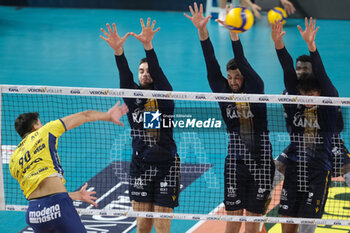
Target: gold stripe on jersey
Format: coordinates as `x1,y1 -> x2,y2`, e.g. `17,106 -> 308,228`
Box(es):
303,107 -> 318,149
9,119 -> 66,199
236,102 -> 254,146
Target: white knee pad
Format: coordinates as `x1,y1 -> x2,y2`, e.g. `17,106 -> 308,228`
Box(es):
344,172 -> 350,187
272,169 -> 284,189
298,224 -> 317,233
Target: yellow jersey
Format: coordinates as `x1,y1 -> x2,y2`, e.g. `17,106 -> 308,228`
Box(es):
9,119 -> 67,199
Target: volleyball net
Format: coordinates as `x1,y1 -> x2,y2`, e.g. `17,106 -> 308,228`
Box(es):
1,85 -> 350,226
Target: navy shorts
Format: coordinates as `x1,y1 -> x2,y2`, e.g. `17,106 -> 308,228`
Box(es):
332,139 -> 350,177
129,155 -> 180,208
26,192 -> 86,233
278,162 -> 331,218
224,157 -> 275,214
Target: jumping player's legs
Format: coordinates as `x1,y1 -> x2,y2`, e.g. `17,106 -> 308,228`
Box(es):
280,216 -> 298,233
245,158 -> 275,233
278,162 -> 299,233
224,156 -> 274,233
224,157 -> 245,233
130,156 -> 179,233
225,210 -> 243,233
154,205 -> 173,233
152,157 -> 179,233
225,209 -> 263,233
132,201 -> 154,233
245,210 -> 261,233
129,158 -> 156,233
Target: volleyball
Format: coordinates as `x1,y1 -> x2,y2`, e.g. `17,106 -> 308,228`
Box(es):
225,7 -> 254,33
267,7 -> 287,25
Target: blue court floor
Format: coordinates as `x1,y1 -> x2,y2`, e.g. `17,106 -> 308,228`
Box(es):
1,5 -> 350,233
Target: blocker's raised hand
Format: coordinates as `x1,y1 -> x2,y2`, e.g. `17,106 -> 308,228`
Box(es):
271,20 -> 286,49
100,23 -> 130,55
297,17 -> 319,51
130,17 -> 160,50
184,2 -> 211,32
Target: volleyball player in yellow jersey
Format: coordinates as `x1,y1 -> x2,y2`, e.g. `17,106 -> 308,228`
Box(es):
9,101 -> 128,233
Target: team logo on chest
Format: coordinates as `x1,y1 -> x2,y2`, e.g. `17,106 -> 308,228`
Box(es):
226,104 -> 254,119
132,108 -> 143,123
292,112 -> 320,129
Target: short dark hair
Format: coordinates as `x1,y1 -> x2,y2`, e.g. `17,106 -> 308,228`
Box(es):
139,57 -> 147,65
296,73 -> 321,94
15,112 -> 39,138
226,58 -> 238,71
296,55 -> 311,63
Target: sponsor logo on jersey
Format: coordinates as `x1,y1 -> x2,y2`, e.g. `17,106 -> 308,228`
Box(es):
133,177 -> 144,189
293,112 -> 320,129
226,104 -> 254,119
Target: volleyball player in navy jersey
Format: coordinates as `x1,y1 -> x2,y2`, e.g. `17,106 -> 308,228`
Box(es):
100,18 -> 179,233
275,54 -> 350,187
273,51 -> 350,186
185,3 -> 274,233
271,18 -> 338,233
271,19 -> 350,233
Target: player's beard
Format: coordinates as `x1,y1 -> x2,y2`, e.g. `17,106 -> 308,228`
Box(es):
140,82 -> 154,90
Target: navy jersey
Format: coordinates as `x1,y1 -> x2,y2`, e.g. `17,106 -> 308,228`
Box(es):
283,88 -> 343,135
277,47 -> 338,169
115,49 -> 177,162
201,38 -> 271,158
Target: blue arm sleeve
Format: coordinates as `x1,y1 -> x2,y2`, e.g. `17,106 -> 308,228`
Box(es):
276,47 -> 298,95
145,49 -> 173,91
232,40 -> 264,94
310,49 -> 338,97
115,53 -> 138,89
200,38 -> 230,93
